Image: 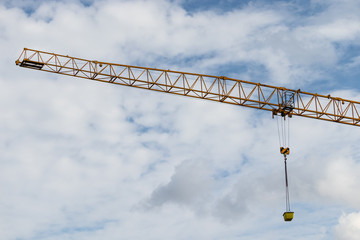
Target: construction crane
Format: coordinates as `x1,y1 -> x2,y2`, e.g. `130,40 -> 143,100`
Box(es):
15,48 -> 360,221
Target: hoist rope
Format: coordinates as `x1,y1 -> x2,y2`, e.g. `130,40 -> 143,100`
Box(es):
283,118 -> 287,146
276,116 -> 282,147
284,155 -> 291,212
287,117 -> 290,148
276,116 -> 290,148
276,115 -> 292,212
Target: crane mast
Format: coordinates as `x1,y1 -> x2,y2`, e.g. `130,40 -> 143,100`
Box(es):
15,48 -> 360,126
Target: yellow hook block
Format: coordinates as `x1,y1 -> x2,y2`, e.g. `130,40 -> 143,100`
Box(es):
280,147 -> 290,155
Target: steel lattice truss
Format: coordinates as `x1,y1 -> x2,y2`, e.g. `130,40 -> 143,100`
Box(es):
16,48 -> 360,126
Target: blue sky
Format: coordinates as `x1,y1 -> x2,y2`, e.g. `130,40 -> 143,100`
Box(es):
1,0 -> 360,239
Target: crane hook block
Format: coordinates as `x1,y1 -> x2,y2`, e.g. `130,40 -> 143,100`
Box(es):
283,211 -> 294,221
280,147 -> 290,155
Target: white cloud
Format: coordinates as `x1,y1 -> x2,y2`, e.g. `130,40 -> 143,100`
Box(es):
145,159 -> 213,208
315,19 -> 360,41
3,0 -> 359,85
1,0 -> 360,239
317,156 -> 360,208
334,212 -> 360,240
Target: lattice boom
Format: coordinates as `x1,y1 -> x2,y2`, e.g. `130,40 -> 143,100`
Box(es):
16,48 -> 360,126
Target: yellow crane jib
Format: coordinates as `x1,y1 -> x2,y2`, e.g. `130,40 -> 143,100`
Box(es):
15,48 -> 360,126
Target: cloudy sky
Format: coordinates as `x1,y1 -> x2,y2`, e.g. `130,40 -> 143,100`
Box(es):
1,0 -> 360,239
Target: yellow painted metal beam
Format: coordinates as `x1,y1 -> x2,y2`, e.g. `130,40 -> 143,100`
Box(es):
15,48 -> 360,126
